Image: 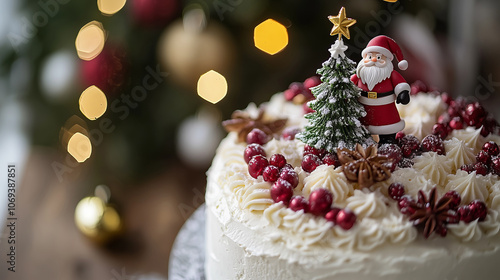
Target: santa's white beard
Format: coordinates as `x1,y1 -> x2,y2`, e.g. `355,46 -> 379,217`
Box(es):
356,60 -> 393,91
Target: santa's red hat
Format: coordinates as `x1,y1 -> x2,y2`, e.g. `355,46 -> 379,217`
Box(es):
362,35 -> 408,70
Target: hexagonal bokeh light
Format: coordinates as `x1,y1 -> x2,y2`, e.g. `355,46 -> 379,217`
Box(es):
254,19 -> 288,55
197,70 -> 228,104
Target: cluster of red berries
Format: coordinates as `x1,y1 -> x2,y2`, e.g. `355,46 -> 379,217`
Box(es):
283,76 -> 321,114
460,141 -> 500,176
300,145 -> 341,173
389,183 -> 487,236
244,143 -> 356,230
378,132 -> 445,171
288,189 -> 357,230
432,95 -> 499,139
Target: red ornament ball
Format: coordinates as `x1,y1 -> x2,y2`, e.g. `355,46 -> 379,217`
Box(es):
248,155 -> 269,178
270,154 -> 287,169
308,189 -> 333,216
336,209 -> 357,230
388,183 -> 406,201
81,46 -> 128,95
483,141 -> 500,156
289,196 -> 309,212
302,154 -> 323,172
263,165 -> 280,182
270,179 -> 294,205
131,0 -> 179,27
244,144 -> 266,164
246,128 -> 270,145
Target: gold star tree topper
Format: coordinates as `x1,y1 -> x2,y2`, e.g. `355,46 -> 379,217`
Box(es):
328,7 -> 356,40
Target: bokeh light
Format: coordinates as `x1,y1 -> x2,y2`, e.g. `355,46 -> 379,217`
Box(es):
97,0 -> 127,15
67,132 -> 92,163
254,19 -> 288,55
197,70 -> 228,104
79,85 -> 107,120
75,21 -> 106,61
74,196 -> 122,242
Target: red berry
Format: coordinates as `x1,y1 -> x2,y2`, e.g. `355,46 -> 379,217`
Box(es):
279,168 -> 299,188
469,200 -> 487,221
302,154 -> 323,172
458,205 -> 474,223
281,163 -> 294,171
308,189 -> 333,216
474,162 -> 489,176
263,165 -> 280,182
398,135 -> 421,158
378,144 -> 403,165
476,150 -> 491,165
421,134 -> 445,155
270,179 -> 293,205
462,102 -> 487,127
248,155 -> 269,178
289,196 -> 309,212
322,153 -> 340,167
443,191 -> 461,209
284,82 -> 303,101
435,225 -> 448,237
491,157 -> 500,176
449,116 -> 464,130
483,141 -> 500,156
398,158 -> 414,169
395,131 -> 406,141
244,144 -> 266,164
284,89 -> 298,101
303,145 -> 326,157
270,154 -> 287,169
432,123 -> 449,139
324,207 -> 341,223
481,118 -> 498,137
410,80 -> 428,95
446,210 -> 460,224
303,76 -> 321,89
246,128 -> 270,145
398,195 -> 416,215
441,92 -> 453,105
336,209 -> 357,230
460,164 -> 475,173
282,127 -> 301,140
437,114 -> 450,124
388,183 -> 406,201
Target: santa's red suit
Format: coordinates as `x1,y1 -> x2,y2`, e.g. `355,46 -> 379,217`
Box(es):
351,35 -> 410,135
351,71 -> 409,135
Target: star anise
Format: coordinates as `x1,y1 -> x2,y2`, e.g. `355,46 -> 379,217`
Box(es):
222,107 -> 287,143
337,144 -> 391,188
409,187 -> 455,239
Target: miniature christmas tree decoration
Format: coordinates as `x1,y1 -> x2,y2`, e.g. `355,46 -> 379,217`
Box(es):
298,7 -> 372,152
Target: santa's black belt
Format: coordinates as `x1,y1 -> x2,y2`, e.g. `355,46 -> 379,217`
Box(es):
360,90 -> 394,99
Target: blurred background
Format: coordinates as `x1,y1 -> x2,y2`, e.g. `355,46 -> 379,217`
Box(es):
0,0 -> 499,279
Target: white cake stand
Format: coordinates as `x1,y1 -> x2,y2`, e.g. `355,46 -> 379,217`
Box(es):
168,204 -> 206,280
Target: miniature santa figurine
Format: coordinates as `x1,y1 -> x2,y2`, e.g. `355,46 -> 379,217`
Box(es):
351,35 -> 410,144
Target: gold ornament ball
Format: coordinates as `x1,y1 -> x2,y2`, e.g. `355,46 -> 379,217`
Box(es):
157,19 -> 236,89
74,196 -> 123,244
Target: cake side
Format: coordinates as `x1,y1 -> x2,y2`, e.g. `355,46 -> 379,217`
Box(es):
205,93 -> 500,280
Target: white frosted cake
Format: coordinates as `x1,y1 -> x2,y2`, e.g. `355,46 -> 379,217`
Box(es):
205,87 -> 500,280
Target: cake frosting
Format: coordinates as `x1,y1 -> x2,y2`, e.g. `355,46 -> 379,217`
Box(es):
205,92 -> 500,280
